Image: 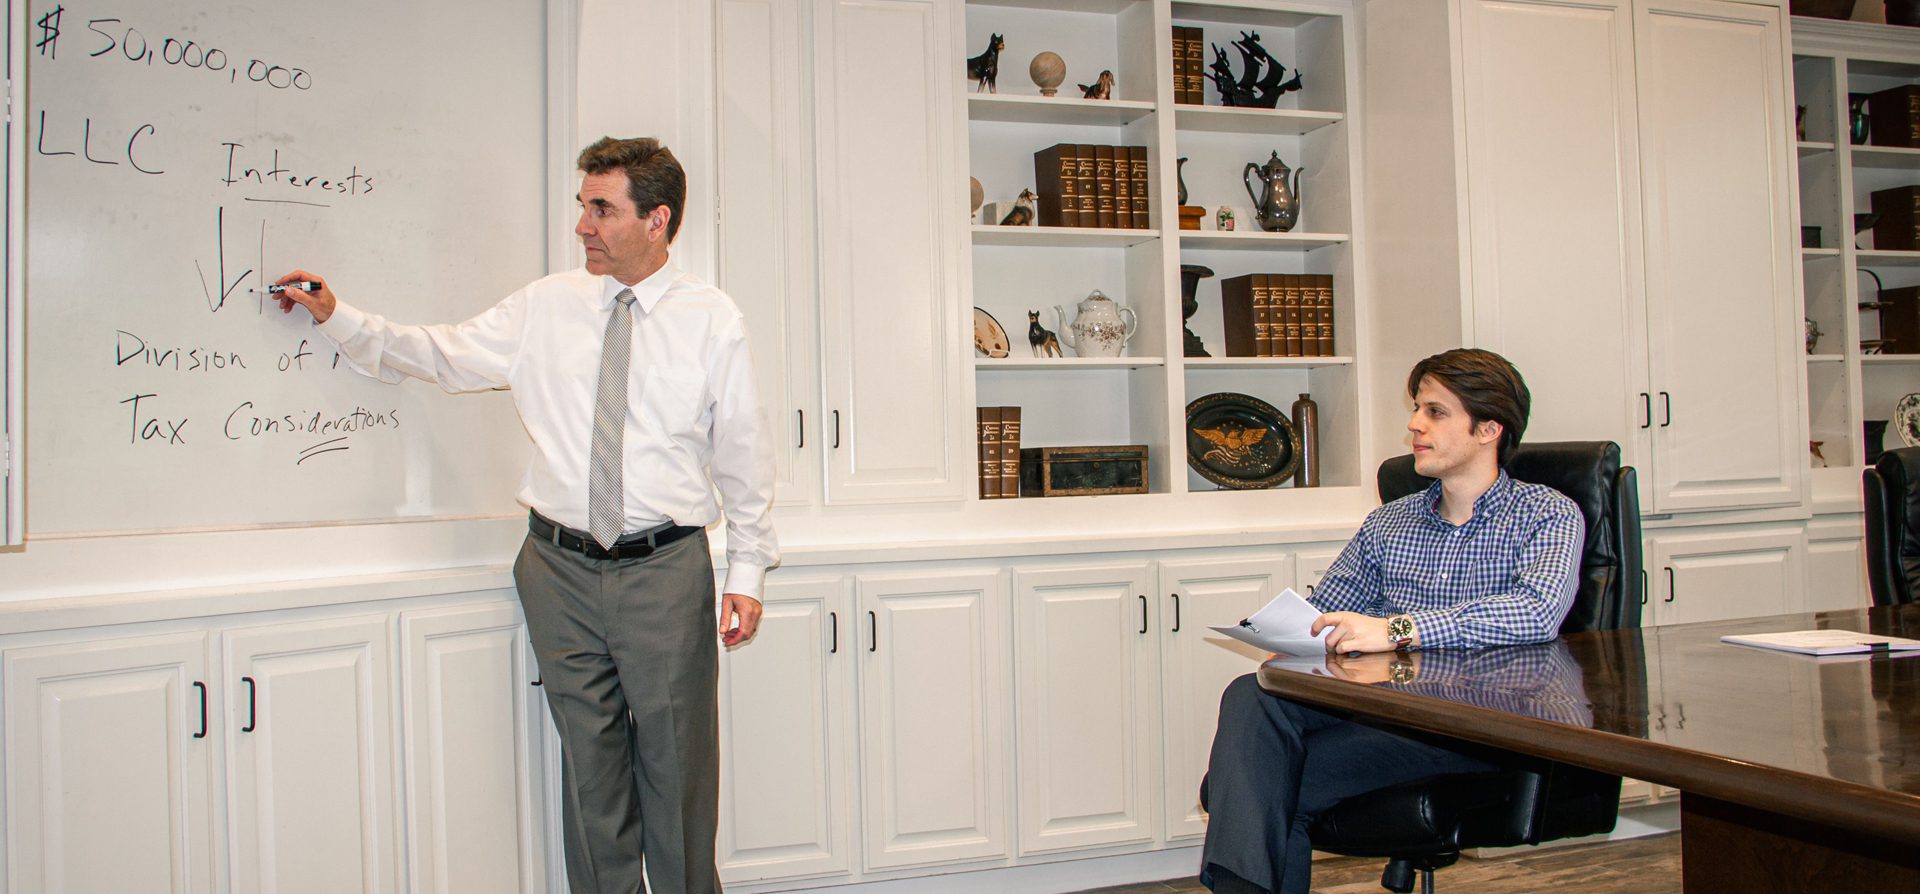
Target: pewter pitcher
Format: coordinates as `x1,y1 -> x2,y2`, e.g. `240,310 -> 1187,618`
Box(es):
1243,151 -> 1303,233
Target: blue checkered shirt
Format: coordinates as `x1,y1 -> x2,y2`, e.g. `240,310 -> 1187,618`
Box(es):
1308,471 -> 1584,649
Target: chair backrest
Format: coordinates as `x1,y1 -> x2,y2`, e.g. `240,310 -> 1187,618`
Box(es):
1866,447 -> 1920,607
1375,441 -> 1642,633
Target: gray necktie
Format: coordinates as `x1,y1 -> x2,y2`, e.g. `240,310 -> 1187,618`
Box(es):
587,288 -> 636,549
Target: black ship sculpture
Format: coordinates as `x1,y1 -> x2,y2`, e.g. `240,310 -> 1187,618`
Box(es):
1206,31 -> 1302,108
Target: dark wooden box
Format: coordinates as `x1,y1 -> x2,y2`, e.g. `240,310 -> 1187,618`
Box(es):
1879,285 -> 1920,354
1872,185 -> 1920,251
1019,445 -> 1149,497
1870,85 -> 1920,149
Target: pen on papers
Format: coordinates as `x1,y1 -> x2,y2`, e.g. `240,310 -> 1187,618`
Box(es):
1239,619 -> 1259,633
254,281 -> 320,294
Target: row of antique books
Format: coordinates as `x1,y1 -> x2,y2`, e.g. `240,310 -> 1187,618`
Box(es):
1033,143 -> 1151,229
1171,26 -> 1207,105
1220,273 -> 1337,357
977,406 -> 1023,499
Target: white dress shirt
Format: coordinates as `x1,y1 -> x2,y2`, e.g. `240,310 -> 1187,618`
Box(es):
315,262 -> 779,598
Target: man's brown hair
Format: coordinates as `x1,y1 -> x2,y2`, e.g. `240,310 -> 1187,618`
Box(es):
1407,348 -> 1531,467
577,136 -> 686,242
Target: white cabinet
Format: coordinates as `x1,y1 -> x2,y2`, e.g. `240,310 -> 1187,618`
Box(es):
1368,0 -> 1804,514
856,567 -> 1009,869
223,616 -> 399,894
398,604 -> 548,894
1156,553 -> 1294,841
813,0 -> 968,504
1647,527 -> 1805,625
1010,562 -> 1156,854
717,576 -> 854,883
715,0 -> 821,506
4,633 -> 216,894
1804,519 -> 1869,613
1296,547 -> 1343,600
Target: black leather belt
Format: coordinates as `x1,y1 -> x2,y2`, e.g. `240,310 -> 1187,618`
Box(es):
528,511 -> 699,560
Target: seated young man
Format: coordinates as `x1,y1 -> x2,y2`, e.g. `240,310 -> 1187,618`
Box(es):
1199,348 -> 1586,894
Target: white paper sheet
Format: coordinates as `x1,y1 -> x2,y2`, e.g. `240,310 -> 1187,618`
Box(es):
1207,587 -> 1333,658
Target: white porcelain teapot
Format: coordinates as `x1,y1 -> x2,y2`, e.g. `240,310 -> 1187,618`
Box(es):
1054,290 -> 1138,358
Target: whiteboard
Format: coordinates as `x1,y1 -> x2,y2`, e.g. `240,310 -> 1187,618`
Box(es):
24,0 -> 548,534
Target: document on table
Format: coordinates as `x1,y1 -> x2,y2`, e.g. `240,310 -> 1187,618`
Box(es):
1720,629 -> 1920,657
1209,587 -> 1333,658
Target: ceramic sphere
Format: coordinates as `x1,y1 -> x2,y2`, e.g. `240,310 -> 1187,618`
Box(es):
969,177 -> 984,213
1029,52 -> 1066,96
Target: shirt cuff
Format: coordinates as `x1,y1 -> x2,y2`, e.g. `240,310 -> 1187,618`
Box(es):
315,300 -> 366,342
721,562 -> 768,600
1406,608 -> 1459,650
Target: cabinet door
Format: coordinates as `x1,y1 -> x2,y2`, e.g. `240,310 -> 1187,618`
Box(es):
1647,527 -> 1803,625
4,633 -> 215,894
1635,0 -> 1803,512
1295,547 -> 1343,600
1010,562 -> 1156,855
813,0 -> 967,504
224,616 -> 398,894
1157,553 -> 1295,841
399,604 -> 548,894
716,0 -> 821,506
856,568 -> 1007,869
1804,523 -> 1868,613
717,576 -> 853,883
1459,0 -> 1648,455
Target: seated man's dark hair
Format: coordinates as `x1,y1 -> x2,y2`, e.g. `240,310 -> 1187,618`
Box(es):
1407,348 -> 1531,467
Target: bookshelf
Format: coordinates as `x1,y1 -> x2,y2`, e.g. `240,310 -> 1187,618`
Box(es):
1792,18 -> 1920,506
960,0 -> 1367,499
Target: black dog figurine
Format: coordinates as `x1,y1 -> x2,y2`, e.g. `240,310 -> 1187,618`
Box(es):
1028,310 -> 1062,358
968,33 -> 1005,93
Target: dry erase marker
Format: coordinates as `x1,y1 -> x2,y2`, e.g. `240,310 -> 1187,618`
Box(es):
256,281 -> 320,294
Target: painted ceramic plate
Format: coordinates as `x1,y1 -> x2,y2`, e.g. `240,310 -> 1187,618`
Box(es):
1897,393 -> 1920,448
1185,392 -> 1300,489
973,307 -> 1010,359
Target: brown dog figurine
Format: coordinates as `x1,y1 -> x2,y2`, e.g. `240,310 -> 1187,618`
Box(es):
1079,70 -> 1114,100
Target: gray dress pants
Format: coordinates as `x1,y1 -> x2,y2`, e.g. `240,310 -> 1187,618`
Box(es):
515,529 -> 721,894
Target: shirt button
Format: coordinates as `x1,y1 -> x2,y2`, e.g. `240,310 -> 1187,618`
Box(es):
1439,572 -> 1450,580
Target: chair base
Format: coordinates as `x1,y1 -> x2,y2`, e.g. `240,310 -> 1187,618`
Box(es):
1381,854 -> 1456,894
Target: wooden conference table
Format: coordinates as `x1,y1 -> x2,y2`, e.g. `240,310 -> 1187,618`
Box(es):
1257,605 -> 1920,891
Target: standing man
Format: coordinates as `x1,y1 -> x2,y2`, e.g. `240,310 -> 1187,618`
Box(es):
275,136 -> 777,894
1200,348 -> 1585,894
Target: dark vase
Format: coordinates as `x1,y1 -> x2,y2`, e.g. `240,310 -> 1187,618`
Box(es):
1850,93 -> 1872,145
1179,264 -> 1214,357
1291,392 -> 1319,488
1867,419 -> 1890,464
1176,157 -> 1190,207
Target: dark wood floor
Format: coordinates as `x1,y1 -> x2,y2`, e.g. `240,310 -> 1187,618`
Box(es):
1071,833 -> 1681,894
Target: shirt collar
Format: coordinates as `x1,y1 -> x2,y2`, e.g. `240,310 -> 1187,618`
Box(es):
1420,469 -> 1513,528
601,260 -> 676,314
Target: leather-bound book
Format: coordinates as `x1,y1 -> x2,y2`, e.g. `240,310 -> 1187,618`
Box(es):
1033,144 -> 1080,228
1074,144 -> 1099,224
1128,147 -> 1149,229
999,406 -> 1022,498
1219,273 -> 1259,357
978,406 -> 1002,498
1313,275 -> 1336,356
1094,145 -> 1118,229
1254,274 -> 1276,357
1870,85 -> 1920,149
1872,185 -> 1920,251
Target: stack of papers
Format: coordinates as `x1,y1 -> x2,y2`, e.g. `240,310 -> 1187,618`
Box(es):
1208,587 -> 1332,658
1720,629 -> 1920,656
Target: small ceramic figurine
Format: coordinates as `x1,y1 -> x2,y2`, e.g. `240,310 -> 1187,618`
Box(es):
1027,310 -> 1063,358
968,33 -> 1005,93
1030,51 -> 1066,97
1000,188 -> 1036,226
1217,206 -> 1235,231
1078,70 -> 1114,100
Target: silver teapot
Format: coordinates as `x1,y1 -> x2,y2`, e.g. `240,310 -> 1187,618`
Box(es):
1054,290 -> 1137,358
1243,151 -> 1303,233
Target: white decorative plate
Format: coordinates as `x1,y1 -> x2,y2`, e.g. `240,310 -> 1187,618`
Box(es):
1897,393 -> 1920,448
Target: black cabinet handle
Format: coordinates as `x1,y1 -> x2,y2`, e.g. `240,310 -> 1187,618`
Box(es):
833,411 -> 842,449
1640,570 -> 1648,605
868,610 -> 877,652
1139,595 -> 1148,634
797,410 -> 805,449
242,676 -> 257,733
829,611 -> 838,654
1639,393 -> 1652,429
529,636 -> 542,686
193,681 -> 208,739
1659,392 -> 1671,428
1664,567 -> 1676,603
1170,593 -> 1181,632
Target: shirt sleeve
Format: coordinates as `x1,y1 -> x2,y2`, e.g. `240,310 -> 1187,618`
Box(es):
1307,515 -> 1385,615
314,290 -> 528,394
705,316 -> 780,599
1406,497 -> 1585,649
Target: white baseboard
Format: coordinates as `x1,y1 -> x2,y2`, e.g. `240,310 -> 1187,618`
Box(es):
743,847 -> 1202,894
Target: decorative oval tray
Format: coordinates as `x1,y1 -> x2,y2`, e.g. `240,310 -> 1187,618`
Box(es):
1185,391 -> 1299,489
1897,393 -> 1920,448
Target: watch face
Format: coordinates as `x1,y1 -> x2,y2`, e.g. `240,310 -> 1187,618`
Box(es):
1387,615 -> 1414,643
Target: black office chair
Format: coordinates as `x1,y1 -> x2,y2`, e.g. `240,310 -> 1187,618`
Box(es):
1865,446 -> 1920,607
1308,441 -> 1644,894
